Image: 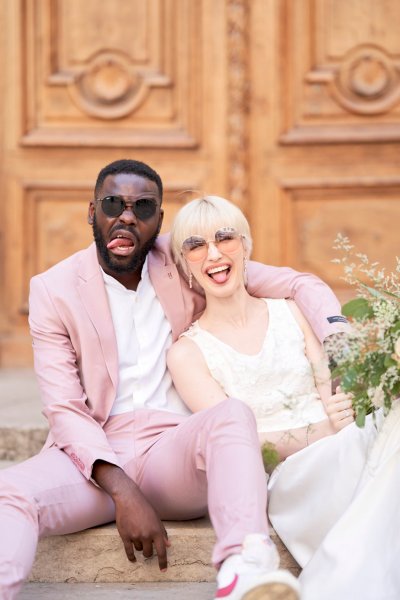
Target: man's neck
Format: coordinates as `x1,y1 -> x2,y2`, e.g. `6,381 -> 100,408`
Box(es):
101,263 -> 143,291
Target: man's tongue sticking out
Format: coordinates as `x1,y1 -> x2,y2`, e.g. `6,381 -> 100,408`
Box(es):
107,236 -> 134,256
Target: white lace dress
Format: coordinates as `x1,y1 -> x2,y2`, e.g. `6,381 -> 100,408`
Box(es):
182,298 -> 327,432
182,298 -> 400,600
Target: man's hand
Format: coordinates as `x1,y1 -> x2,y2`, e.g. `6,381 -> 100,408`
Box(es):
325,386 -> 355,432
114,479 -> 170,570
92,461 -> 170,570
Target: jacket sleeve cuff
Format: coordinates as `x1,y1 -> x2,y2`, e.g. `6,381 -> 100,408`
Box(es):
67,447 -> 122,482
321,320 -> 352,342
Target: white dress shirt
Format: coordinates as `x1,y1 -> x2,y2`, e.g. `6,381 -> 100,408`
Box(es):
102,259 -> 190,416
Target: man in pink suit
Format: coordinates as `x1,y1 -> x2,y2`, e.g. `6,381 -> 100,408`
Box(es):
0,160 -> 349,600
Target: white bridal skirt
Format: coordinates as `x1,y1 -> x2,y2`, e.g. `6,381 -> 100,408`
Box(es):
268,401 -> 400,600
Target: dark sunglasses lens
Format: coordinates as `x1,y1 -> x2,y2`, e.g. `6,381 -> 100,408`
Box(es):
101,196 -> 124,217
133,198 -> 157,220
101,196 -> 157,220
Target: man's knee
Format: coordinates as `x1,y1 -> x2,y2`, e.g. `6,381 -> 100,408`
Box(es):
0,479 -> 38,530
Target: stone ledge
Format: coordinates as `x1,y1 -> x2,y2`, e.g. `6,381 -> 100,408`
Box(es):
29,520 -> 300,583
0,426 -> 48,461
20,582 -> 217,600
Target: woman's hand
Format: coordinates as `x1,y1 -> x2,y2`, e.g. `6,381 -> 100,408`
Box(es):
325,386 -> 355,432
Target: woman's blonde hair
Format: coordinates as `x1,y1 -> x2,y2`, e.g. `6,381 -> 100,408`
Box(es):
170,195 -> 253,274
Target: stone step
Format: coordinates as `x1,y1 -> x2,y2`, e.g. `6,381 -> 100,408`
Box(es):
1,464 -> 300,587
20,582 -> 216,600
0,368 -> 48,461
0,425 -> 48,461
0,460 -> 302,583
29,520 -> 300,584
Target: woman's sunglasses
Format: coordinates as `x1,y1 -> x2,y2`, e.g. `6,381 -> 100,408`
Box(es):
97,195 -> 158,220
181,228 -> 244,262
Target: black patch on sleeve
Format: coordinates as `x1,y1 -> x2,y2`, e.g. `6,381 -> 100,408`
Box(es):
327,316 -> 348,324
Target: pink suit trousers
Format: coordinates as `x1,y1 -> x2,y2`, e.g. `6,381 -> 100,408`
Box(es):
0,398 -> 269,600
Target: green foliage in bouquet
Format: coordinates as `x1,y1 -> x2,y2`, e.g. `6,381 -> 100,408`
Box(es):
261,441 -> 281,475
325,234 -> 400,427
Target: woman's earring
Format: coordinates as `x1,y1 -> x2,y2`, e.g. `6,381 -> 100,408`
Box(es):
243,257 -> 248,286
189,272 -> 193,289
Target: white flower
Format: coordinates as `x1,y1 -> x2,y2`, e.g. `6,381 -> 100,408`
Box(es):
368,386 -> 385,408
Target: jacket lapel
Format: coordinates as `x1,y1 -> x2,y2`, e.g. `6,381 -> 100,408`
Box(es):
148,246 -> 188,340
77,244 -> 118,390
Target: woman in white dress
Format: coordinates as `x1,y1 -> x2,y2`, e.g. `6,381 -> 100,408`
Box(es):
167,195 -> 400,600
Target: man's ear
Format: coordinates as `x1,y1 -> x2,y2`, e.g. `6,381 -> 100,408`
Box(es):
88,201 -> 95,225
158,208 -> 164,231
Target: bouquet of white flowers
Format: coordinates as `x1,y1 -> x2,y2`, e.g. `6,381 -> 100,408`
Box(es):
325,234 -> 400,427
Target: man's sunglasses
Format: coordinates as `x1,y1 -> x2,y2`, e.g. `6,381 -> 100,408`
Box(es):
181,228 -> 244,262
97,195 -> 158,220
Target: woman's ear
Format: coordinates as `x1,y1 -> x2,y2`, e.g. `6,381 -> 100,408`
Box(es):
176,256 -> 191,285
181,258 -> 204,293
180,257 -> 191,279
242,236 -> 251,260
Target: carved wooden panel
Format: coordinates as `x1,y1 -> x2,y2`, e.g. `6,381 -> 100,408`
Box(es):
21,0 -> 201,147
24,187 -> 92,289
280,0 -> 400,143
281,180 -> 400,299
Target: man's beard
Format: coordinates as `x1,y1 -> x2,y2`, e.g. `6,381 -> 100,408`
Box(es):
92,214 -> 159,274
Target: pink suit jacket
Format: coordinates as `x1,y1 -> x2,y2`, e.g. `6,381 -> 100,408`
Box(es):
28,234 -> 349,479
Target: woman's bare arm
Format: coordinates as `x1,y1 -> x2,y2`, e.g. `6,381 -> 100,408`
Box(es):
287,300 -> 354,432
167,337 -> 227,413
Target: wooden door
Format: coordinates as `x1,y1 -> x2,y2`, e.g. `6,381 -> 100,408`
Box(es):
248,0 -> 400,304
1,0 -> 399,367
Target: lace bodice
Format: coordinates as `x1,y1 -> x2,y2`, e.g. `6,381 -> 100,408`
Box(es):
181,299 -> 327,432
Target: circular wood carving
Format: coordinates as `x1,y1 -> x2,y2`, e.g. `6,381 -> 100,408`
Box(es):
330,45 -> 400,115
68,51 -> 148,119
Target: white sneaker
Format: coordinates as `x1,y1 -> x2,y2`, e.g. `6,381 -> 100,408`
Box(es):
215,534 -> 300,600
